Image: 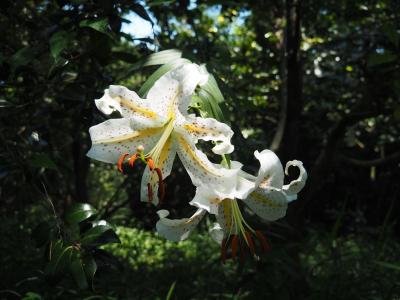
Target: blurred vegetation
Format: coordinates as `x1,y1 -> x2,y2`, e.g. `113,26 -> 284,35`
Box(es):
1,0 -> 399,299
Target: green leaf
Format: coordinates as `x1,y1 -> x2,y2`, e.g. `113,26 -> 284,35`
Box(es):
367,52 -> 397,67
65,203 -> 97,225
373,260 -> 400,272
80,223 -> 120,246
132,3 -> 153,25
29,153 -> 57,170
22,292 -> 44,300
49,30 -> 73,60
148,0 -> 175,7
80,18 -> 110,36
45,241 -> 73,278
138,58 -> 190,97
120,49 -> 183,80
201,73 -> 225,104
10,47 -> 35,70
165,281 -> 176,300
83,255 -> 97,291
197,88 -> 226,122
70,250 -> 88,290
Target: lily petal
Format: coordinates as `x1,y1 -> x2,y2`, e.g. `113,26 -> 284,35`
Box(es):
176,135 -> 238,193
177,115 -> 234,155
216,199 -> 235,236
96,86 -> 162,122
156,208 -> 206,242
254,149 -> 285,189
87,116 -> 162,163
243,187 -> 288,221
140,137 -> 177,205
209,223 -> 224,244
147,64 -> 209,119
282,160 -> 307,195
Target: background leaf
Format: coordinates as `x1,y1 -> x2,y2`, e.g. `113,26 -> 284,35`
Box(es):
65,203 -> 97,225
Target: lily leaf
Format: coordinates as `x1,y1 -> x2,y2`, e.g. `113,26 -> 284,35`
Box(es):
121,49 -> 183,80
45,241 -> 73,278
65,203 -> 97,225
138,58 -> 190,97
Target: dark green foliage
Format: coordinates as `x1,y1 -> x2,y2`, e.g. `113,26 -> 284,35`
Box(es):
32,203 -> 120,291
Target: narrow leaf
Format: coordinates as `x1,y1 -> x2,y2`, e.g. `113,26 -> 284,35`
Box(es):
138,58 -> 190,97
120,49 -> 183,80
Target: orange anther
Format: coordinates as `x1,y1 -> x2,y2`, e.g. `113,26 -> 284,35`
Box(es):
117,153 -> 129,173
245,231 -> 255,255
255,230 -> 270,253
146,158 -> 155,170
129,154 -> 138,168
221,237 -> 227,264
147,183 -> 153,202
231,235 -> 238,260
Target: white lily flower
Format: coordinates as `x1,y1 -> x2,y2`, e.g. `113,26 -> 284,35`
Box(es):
156,150 -> 307,261
87,63 -> 237,205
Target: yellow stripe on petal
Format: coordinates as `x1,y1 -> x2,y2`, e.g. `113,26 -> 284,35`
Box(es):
93,127 -> 161,145
177,135 -> 222,177
184,123 -> 214,134
220,199 -> 233,232
249,191 -> 286,208
117,96 -> 158,119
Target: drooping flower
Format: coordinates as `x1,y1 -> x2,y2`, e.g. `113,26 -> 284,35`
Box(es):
87,63 -> 237,205
156,150 -> 307,261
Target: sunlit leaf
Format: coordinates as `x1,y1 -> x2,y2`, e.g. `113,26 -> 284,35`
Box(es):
138,58 -> 190,97
121,49 -> 183,80
80,223 -> 120,246
80,18 -> 111,37
65,203 -> 97,225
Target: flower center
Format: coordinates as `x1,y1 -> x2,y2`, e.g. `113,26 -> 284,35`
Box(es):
146,118 -> 175,166
220,199 -> 271,263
